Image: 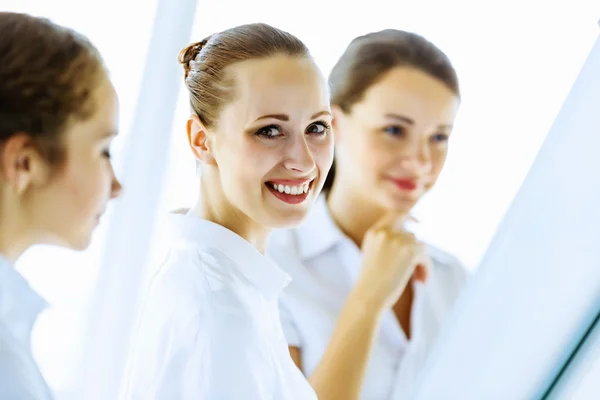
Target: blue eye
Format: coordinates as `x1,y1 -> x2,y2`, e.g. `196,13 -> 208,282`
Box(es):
306,121 -> 330,136
431,133 -> 449,143
383,125 -> 405,137
256,125 -> 282,139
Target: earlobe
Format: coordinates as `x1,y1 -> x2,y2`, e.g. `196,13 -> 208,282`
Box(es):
186,114 -> 216,166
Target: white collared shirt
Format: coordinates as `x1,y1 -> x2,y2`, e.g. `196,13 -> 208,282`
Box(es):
267,196 -> 469,400
121,213 -> 317,400
0,255 -> 53,400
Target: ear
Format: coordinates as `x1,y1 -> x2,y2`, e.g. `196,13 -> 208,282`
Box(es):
331,105 -> 346,145
186,114 -> 216,166
0,133 -> 48,194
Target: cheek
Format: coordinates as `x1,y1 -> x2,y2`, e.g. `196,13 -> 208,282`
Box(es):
60,158 -> 109,210
361,134 -> 396,174
311,136 -> 334,173
218,138 -> 272,190
429,147 -> 448,177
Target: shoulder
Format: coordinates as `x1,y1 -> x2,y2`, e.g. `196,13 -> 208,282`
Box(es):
146,243 -> 266,323
424,242 -> 470,302
136,245 -> 221,334
427,243 -> 467,272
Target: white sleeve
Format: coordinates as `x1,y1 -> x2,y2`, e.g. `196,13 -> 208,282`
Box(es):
278,294 -> 303,348
197,317 -> 274,400
122,249 -> 276,400
121,311 -> 205,400
125,309 -> 274,400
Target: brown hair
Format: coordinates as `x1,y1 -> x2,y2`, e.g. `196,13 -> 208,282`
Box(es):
0,12 -> 107,165
324,29 -> 460,191
177,23 -> 310,130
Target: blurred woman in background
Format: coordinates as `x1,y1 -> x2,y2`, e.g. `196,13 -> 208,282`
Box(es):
0,12 -> 122,399
268,29 -> 468,400
121,23 -> 333,399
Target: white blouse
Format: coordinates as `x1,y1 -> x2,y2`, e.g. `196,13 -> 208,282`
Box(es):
0,255 -> 53,400
267,196 -> 469,400
121,212 -> 317,400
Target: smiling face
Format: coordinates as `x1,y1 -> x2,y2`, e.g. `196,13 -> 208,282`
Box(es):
333,67 -> 460,214
196,54 -> 334,228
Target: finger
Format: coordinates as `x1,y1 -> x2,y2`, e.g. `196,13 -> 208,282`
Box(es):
415,241 -> 431,260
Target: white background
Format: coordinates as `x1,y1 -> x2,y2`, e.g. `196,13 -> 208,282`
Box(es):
3,0 -> 600,396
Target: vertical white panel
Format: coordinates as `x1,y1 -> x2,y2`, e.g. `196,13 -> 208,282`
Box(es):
411,34 -> 600,400
77,0 -> 198,399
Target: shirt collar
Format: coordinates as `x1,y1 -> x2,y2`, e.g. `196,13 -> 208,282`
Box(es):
0,255 -> 48,343
166,212 -> 291,301
294,195 -> 345,260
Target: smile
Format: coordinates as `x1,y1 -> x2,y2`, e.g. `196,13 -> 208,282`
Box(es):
268,182 -> 309,195
265,180 -> 313,204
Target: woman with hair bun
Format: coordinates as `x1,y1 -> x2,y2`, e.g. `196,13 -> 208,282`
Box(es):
121,23 -> 334,399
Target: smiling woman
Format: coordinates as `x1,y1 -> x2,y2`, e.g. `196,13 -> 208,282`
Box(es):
183,50 -> 333,233
120,22 -> 333,399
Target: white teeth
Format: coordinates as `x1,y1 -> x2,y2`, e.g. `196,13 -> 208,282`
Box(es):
269,182 -> 310,195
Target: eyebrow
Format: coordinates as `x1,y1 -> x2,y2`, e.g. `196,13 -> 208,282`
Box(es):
385,113 -> 453,130
253,110 -> 332,123
385,113 -> 414,125
99,129 -> 119,138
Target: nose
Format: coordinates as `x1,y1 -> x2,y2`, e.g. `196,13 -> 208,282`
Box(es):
283,133 -> 316,174
109,164 -> 123,199
397,137 -> 432,174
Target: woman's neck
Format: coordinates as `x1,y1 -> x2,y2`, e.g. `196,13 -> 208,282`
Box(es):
192,178 -> 271,254
326,179 -> 390,249
0,207 -> 31,263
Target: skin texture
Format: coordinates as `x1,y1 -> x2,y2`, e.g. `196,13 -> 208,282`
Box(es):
0,78 -> 122,261
187,54 -> 334,252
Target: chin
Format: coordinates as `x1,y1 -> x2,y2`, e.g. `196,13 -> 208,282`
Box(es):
45,235 -> 91,252
382,193 -> 419,214
61,228 -> 95,251
265,208 -> 309,229
67,236 -> 93,252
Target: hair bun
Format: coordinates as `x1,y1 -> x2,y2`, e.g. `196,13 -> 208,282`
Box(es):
178,35 -> 212,79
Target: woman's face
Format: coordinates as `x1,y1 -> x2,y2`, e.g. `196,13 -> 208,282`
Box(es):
197,55 -> 334,228
333,67 -> 460,214
19,78 -> 123,250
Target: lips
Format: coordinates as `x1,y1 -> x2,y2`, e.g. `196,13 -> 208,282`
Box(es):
389,178 -> 418,191
265,179 -> 314,205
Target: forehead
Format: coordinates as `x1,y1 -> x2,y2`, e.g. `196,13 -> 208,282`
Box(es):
356,67 -> 459,120
223,55 -> 330,122
63,79 -> 119,145
91,79 -> 119,127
